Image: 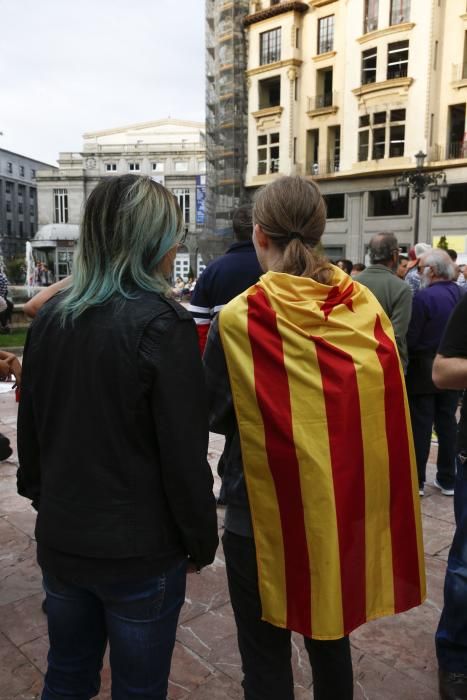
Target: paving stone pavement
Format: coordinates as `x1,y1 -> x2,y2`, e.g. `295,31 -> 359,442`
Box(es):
0,385 -> 454,699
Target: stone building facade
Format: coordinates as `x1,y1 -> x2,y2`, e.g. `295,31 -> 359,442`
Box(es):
243,0 -> 467,261
0,149 -> 55,260
35,120 -> 206,279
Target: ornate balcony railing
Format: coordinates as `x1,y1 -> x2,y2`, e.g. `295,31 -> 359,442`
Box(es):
308,158 -> 340,176
307,92 -> 338,111
430,143 -> 467,161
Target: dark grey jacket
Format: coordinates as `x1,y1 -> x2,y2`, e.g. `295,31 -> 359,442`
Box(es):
357,264 -> 412,370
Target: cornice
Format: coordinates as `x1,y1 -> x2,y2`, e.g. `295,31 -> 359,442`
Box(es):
307,105 -> 339,118
352,76 -> 413,97
246,57 -> 303,77
452,79 -> 467,90
309,0 -> 338,7
252,106 -> 284,119
244,2 -> 308,27
312,50 -> 337,63
357,22 -> 415,45
246,172 -> 281,188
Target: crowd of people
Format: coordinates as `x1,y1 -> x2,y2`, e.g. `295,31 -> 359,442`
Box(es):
9,174 -> 467,700
32,261 -> 55,287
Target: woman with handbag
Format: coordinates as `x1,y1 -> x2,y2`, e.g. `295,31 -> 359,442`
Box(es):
17,175 -> 218,700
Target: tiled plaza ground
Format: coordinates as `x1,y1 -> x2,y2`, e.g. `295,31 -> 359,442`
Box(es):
0,384 -> 454,699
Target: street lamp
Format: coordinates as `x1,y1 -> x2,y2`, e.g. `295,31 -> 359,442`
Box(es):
390,151 -> 449,245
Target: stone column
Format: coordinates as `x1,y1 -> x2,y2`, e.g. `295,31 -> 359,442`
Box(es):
346,191 -> 364,261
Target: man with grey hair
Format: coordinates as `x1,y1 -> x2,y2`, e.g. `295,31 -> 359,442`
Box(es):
406,249 -> 462,496
405,242 -> 432,294
357,232 -> 412,370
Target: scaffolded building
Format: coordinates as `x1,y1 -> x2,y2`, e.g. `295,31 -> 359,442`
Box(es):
201,0 -> 250,261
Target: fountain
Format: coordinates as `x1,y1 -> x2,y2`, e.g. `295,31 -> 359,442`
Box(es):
25,241 -> 36,298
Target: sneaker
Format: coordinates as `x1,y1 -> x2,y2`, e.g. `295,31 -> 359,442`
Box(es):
439,669 -> 467,699
434,479 -> 454,496
419,487 -> 424,497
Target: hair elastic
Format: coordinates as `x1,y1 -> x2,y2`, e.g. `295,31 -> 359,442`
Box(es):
288,231 -> 305,243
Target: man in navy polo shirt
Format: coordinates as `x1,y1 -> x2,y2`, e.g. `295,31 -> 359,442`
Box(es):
188,206 -> 262,354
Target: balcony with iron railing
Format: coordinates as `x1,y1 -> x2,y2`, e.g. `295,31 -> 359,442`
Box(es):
307,92 -> 338,115
430,142 -> 467,162
307,158 -> 340,177
387,63 -> 408,81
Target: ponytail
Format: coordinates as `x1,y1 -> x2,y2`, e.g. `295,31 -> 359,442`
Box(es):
253,176 -> 333,284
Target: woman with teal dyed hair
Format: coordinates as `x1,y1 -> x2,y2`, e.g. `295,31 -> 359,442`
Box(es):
17,175 -> 218,699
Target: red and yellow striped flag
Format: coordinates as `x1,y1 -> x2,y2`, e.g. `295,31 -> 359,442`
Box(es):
219,268 -> 426,640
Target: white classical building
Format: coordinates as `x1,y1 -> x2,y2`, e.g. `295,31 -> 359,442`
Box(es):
244,0 -> 467,260
34,119 -> 207,279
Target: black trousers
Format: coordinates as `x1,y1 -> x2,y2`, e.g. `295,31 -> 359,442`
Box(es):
222,530 -> 353,700
408,391 -> 458,489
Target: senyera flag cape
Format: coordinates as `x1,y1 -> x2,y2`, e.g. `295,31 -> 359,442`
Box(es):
219,268 -> 426,640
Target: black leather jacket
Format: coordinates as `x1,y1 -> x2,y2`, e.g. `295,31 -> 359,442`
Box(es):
17,289 -> 218,581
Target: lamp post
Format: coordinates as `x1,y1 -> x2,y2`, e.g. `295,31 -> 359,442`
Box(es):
390,151 -> 449,245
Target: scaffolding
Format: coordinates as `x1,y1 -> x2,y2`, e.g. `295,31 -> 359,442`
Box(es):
201,0 -> 250,262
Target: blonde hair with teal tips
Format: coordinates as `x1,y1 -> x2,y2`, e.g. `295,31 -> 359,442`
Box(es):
57,175 -> 183,323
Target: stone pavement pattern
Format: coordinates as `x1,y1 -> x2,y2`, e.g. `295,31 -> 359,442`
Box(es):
0,386 -> 453,699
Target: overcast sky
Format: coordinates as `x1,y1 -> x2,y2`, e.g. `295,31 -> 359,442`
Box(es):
0,0 -> 205,166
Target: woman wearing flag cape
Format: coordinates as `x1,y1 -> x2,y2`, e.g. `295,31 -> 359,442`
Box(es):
204,176 -> 425,700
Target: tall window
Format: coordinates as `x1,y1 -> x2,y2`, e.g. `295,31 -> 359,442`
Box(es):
172,188 -> 190,225
389,109 -> 406,156
7,162 -> 12,174
364,0 -> 378,33
328,126 -> 341,172
390,0 -> 410,25
53,189 -> 68,223
358,130 -> 369,161
387,40 -> 409,79
260,28 -> 281,65
362,47 -> 377,84
257,133 -> 280,175
317,16 -> 334,54
358,109 -> 406,161
372,125 -> 386,159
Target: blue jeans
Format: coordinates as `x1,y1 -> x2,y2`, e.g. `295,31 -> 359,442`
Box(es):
42,560 -> 187,700
409,391 -> 459,489
436,455 -> 467,673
